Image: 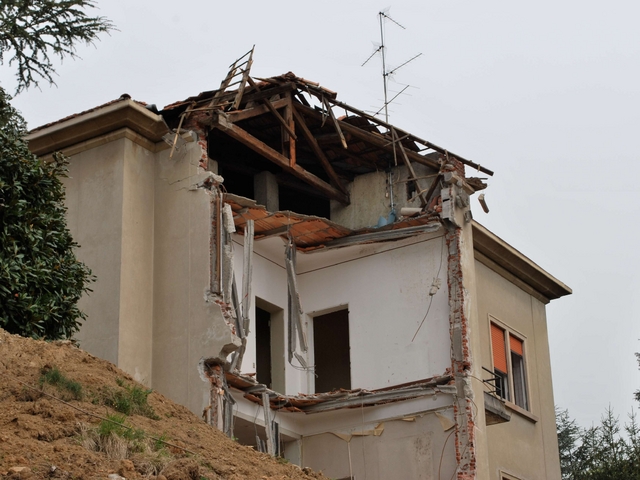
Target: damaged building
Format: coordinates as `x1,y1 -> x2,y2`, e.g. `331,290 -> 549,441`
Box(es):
27,53 -> 571,480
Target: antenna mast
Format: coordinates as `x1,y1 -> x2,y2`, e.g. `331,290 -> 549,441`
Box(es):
362,10 -> 422,124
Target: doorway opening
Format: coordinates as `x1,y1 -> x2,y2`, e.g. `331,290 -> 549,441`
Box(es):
255,298 -> 285,392
313,308 -> 351,393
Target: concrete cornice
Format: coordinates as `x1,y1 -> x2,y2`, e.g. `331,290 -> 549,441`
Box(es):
26,99 -> 170,156
472,221 -> 572,301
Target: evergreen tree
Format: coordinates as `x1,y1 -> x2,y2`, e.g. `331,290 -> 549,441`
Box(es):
557,407 -> 640,479
0,1 -> 112,338
0,0 -> 114,93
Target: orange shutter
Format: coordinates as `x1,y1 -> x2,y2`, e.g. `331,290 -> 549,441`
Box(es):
491,324 -> 507,372
510,335 -> 523,356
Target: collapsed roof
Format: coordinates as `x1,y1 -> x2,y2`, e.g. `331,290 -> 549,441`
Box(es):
161,49 -> 491,216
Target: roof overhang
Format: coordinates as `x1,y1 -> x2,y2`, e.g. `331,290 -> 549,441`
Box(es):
472,221 -> 572,303
26,99 -> 169,156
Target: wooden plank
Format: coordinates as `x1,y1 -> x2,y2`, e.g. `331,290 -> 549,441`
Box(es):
323,98 -> 348,149
246,77 -> 297,140
212,114 -> 349,205
225,97 -> 289,123
292,107 -> 349,195
241,82 -> 297,106
423,174 -> 443,210
231,47 -> 254,110
392,128 -> 427,207
283,99 -> 296,167
296,103 -> 440,171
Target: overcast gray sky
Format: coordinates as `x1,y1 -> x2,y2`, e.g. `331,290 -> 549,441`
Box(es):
3,0 -> 639,429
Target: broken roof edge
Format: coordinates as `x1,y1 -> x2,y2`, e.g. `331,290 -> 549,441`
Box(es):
225,371 -> 455,414
26,97 -> 170,156
161,71 -> 492,176
472,221 -> 572,302
225,193 -> 443,252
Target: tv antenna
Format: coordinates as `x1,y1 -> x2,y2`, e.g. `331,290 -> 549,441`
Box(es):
362,10 -> 422,123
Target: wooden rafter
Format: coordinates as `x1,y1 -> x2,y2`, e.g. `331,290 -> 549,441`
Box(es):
323,98 -> 348,149
223,97 -> 289,123
295,103 -> 440,171
211,113 -> 349,205
292,107 -> 348,196
301,83 -> 493,176
283,95 -> 296,167
392,127 -> 427,207
247,77 -> 297,140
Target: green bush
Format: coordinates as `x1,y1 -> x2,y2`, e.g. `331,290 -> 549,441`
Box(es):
0,87 -> 94,339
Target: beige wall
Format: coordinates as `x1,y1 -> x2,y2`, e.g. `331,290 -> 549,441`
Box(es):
302,411 -> 456,479
64,138 -> 126,366
65,136 -> 156,387
62,128 -> 240,416
329,164 -> 435,230
475,259 -> 561,480
151,143 -> 239,415
118,139 -> 155,385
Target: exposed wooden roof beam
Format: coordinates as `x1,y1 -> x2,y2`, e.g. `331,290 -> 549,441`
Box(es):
301,85 -> 493,176
211,113 -> 350,205
223,97 -> 289,123
292,107 -> 349,196
247,77 -> 297,140
295,103 -> 440,171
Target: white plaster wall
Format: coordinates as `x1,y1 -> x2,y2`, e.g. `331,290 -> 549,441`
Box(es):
233,229 -> 451,395
232,236 -> 310,395
298,232 -> 451,390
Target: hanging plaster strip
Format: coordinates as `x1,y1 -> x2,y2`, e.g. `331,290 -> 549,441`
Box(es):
286,240 -> 308,353
233,220 -> 254,372
262,392 -> 275,456
221,203 -> 236,302
222,375 -> 236,438
242,220 -> 254,333
228,276 -> 242,371
231,275 -> 243,338
287,283 -> 296,363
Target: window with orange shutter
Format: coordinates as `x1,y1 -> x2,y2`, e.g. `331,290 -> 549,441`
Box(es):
489,323 -> 529,410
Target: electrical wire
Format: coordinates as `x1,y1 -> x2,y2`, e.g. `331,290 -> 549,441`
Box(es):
411,234 -> 446,342
438,428 -> 456,480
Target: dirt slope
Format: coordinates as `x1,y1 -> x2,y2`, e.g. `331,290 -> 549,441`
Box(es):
0,329 -> 325,480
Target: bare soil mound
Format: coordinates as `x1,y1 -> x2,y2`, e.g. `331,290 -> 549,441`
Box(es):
0,329 -> 325,480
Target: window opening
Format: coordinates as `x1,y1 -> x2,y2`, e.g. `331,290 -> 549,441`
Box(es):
510,335 -> 528,410
313,309 -> 351,393
490,322 -> 529,410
